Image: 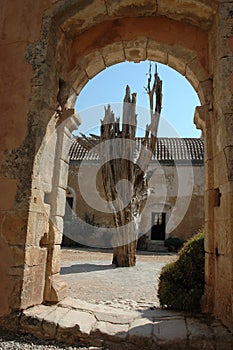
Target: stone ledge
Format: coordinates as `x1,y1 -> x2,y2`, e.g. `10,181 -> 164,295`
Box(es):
20,298 -> 233,349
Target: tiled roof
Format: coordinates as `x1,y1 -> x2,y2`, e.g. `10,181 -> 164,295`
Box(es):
69,137 -> 204,163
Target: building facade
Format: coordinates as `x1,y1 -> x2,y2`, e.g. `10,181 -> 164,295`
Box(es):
64,137 -> 204,249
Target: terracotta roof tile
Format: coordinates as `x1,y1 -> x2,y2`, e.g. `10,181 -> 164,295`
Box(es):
69,137 -> 204,163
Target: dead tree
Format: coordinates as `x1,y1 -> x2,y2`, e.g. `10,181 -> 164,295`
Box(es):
78,64 -> 162,267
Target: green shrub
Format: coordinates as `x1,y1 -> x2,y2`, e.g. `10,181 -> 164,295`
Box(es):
158,231 -> 205,312
164,236 -> 186,252
137,234 -> 147,251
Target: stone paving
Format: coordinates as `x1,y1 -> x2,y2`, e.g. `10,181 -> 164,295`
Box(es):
20,297 -> 233,349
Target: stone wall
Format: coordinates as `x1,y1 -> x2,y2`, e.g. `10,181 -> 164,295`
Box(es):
142,162 -> 204,240
201,1 -> 233,330
66,161 -> 204,244
0,0 -> 232,332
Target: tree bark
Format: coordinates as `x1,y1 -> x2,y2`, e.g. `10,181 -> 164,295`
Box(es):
77,64 -> 162,267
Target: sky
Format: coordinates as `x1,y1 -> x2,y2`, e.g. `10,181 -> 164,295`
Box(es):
74,61 -> 201,138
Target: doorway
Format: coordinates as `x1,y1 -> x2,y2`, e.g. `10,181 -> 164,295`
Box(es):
151,212 -> 166,240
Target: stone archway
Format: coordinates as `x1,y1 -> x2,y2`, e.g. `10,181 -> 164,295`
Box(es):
38,15 -> 212,305
0,0 -> 232,332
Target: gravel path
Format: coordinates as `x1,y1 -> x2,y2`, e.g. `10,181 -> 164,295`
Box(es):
61,248 -> 177,311
0,329 -> 105,350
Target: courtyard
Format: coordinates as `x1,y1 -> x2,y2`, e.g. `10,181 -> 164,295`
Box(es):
61,248 -> 177,310
17,247 -> 232,349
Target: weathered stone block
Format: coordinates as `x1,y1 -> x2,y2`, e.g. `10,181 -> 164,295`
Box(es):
21,305 -> 56,336
147,40 -> 168,64
168,54 -> 186,75
60,0 -> 107,38
198,79 -> 213,106
214,218 -> 232,256
213,57 -> 233,115
50,187 -> 66,217
101,42 -> 125,67
25,246 -> 47,267
59,130 -> 73,163
218,2 -> 233,39
212,319 -> 233,350
186,317 -> 212,340
157,0 -> 217,30
27,211 -> 50,246
204,222 -> 215,253
7,276 -> 23,310
69,66 -> 89,96
56,159 -> 69,190
203,126 -> 213,162
216,255 -> 232,284
221,113 -> 233,148
58,308 -> 96,336
153,318 -> 187,342
204,159 -> 214,192
49,245 -> 62,275
42,306 -> 70,337
201,275 -> 215,315
30,63 -> 57,91
48,216 -> 64,245
21,264 -> 46,309
106,0 -> 156,17
214,273 -> 233,327
92,321 -> 128,340
223,146 -> 233,182
213,151 -> 229,187
55,31 -> 70,79
94,308 -> 137,325
84,52 -> 106,80
29,188 -> 50,214
128,318 -> 153,346
186,59 -> 209,91
44,273 -> 67,303
124,38 -> 147,63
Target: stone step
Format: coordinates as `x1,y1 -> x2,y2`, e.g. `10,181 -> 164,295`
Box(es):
20,297 -> 233,350
147,240 -> 168,252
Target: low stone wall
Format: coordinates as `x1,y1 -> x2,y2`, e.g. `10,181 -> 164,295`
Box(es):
2,297 -> 231,350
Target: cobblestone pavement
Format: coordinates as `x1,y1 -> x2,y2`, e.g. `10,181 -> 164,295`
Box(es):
61,248 -> 177,311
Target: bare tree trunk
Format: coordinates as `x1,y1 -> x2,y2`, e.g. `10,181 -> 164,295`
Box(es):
77,64 -> 162,267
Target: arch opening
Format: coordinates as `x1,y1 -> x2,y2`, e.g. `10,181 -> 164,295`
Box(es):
55,59 -> 205,308
28,13 -> 213,307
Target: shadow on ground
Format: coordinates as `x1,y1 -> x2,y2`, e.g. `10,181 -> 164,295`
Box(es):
60,263 -> 115,275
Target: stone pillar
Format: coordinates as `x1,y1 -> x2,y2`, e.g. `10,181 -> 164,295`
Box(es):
206,1 -> 233,331
0,0 -> 48,317
0,180 -> 26,316
195,104 -> 216,314
42,110 -> 81,303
